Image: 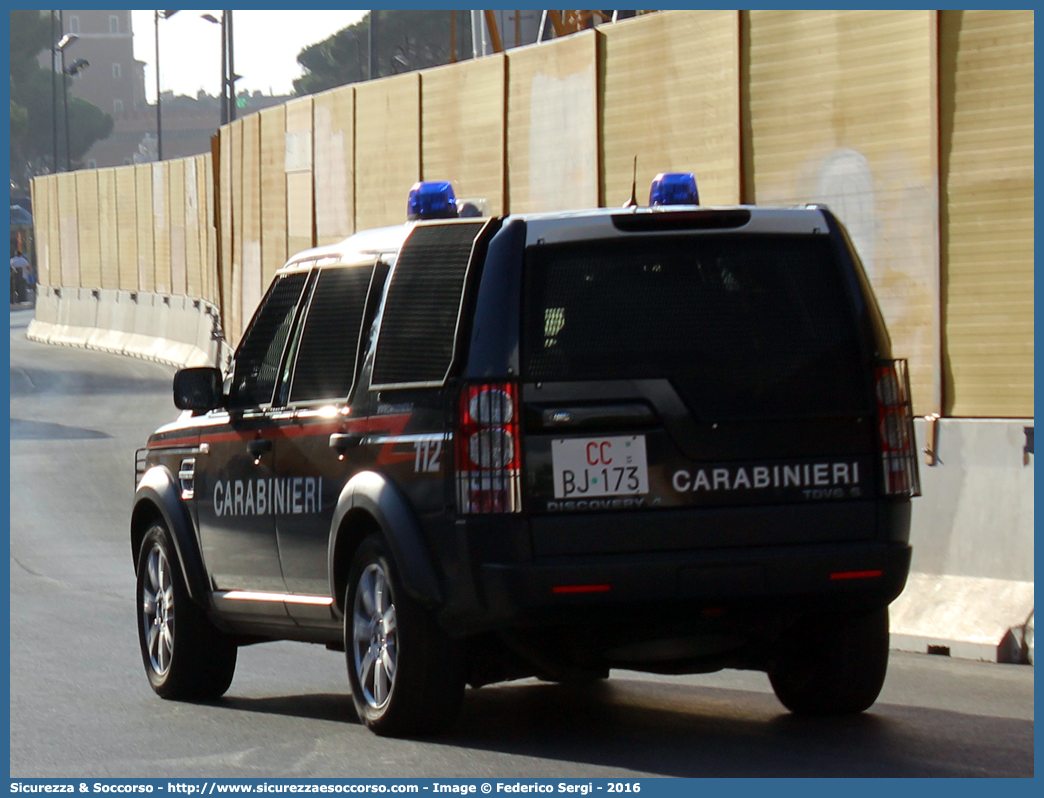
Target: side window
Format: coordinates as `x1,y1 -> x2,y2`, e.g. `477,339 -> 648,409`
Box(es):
228,272 -> 308,408
287,264 -> 376,404
371,221 -> 485,387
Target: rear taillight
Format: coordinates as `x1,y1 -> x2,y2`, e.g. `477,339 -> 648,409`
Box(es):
456,382 -> 522,514
875,359 -> 921,497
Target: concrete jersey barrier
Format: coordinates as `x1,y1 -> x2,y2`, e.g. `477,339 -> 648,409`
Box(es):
27,285 -> 231,371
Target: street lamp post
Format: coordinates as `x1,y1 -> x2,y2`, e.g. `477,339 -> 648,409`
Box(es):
368,10 -> 378,80
227,10 -> 237,121
61,44 -> 69,169
202,11 -> 236,126
59,54 -> 90,172
155,10 -> 179,162
58,13 -> 72,171
201,13 -> 225,125
50,10 -> 58,172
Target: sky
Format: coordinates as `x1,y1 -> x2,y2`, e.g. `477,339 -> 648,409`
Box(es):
131,10 -> 368,101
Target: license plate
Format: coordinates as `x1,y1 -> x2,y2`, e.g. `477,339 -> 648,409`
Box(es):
551,435 -> 649,499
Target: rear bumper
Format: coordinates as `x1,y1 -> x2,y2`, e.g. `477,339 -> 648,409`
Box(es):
475,541 -> 911,629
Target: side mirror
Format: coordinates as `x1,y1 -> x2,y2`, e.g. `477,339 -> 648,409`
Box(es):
173,367 -> 223,412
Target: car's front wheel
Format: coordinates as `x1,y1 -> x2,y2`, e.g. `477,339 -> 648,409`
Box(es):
345,534 -> 464,737
769,607 -> 890,715
136,523 -> 237,700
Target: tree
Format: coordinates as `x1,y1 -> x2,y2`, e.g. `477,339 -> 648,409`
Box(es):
293,10 -> 472,96
9,10 -> 50,154
9,10 -> 114,187
9,10 -> 51,75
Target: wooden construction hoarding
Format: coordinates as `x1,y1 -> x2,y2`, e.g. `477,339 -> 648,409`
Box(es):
939,10 -> 1034,418
96,169 -> 119,290
421,55 -> 506,216
355,74 -> 421,231
313,85 -> 356,246
601,10 -> 741,208
260,105 -> 288,284
26,11 -> 1033,418
745,10 -> 939,415
218,126 -> 234,340
229,120 -> 245,340
151,161 -> 171,295
285,96 -> 315,262
197,153 -> 214,303
241,113 -> 264,327
184,156 -> 202,299
134,165 -> 155,293
31,175 -> 54,288
57,171 -> 80,288
74,171 -> 101,290
115,166 -> 138,291
168,158 -> 188,297
506,31 -> 599,213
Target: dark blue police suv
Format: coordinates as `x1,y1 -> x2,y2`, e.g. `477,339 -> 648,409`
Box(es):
132,176 -> 919,737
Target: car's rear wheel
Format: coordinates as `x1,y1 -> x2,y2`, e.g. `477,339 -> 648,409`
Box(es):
136,523 -> 237,700
345,534 -> 464,737
769,607 -> 889,715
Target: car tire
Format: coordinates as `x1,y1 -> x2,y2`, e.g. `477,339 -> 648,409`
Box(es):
769,607 -> 889,716
345,534 -> 465,737
136,523 -> 237,700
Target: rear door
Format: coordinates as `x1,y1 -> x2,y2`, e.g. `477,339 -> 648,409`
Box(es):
520,231 -> 877,553
270,259 -> 385,618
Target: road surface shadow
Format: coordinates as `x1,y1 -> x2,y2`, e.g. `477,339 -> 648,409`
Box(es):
10,367 -> 171,396
200,677 -> 1032,776
215,693 -> 360,726
445,678 -> 1033,777
10,418 -> 111,440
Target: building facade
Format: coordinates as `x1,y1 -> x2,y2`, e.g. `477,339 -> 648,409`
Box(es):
49,11 -> 291,168
45,10 -> 149,167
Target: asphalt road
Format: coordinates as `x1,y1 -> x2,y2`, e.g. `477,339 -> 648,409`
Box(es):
9,309 -> 1034,778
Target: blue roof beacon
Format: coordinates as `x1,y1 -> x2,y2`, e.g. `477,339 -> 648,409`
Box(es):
649,172 -> 700,206
407,180 -> 459,220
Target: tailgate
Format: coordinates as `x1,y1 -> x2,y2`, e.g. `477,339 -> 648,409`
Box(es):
520,231 -> 878,554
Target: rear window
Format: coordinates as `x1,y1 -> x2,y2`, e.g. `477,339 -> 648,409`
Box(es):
523,234 -> 868,420
288,264 -> 375,403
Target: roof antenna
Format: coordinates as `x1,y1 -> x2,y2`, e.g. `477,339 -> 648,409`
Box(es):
622,155 -> 638,209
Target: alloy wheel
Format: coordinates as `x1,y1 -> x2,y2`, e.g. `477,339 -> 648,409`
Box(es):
351,562 -> 398,709
141,543 -> 175,677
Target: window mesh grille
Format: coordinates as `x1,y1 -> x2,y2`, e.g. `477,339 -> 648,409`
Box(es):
524,235 -> 866,420
372,222 -> 484,386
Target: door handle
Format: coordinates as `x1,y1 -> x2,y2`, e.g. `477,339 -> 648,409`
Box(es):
247,439 -> 273,457
534,403 -> 659,431
177,458 -> 196,500
329,432 -> 365,455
